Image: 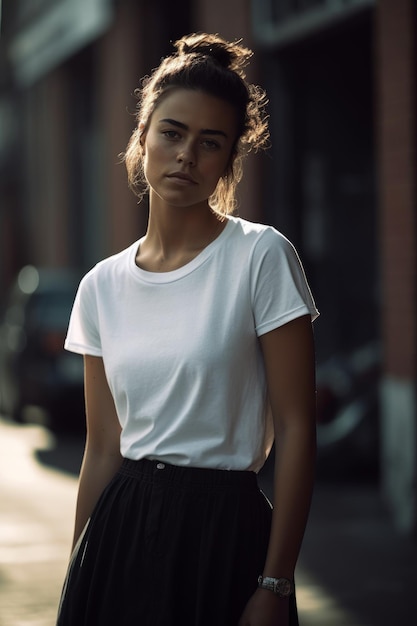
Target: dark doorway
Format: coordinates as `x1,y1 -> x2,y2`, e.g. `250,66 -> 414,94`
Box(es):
264,12 -> 377,362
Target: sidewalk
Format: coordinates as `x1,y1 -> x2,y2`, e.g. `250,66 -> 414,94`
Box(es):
259,465 -> 417,625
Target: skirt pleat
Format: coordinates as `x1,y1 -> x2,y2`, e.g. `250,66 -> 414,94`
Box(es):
57,458 -> 299,625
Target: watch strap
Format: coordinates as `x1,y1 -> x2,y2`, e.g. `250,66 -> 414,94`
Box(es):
257,575 -> 294,598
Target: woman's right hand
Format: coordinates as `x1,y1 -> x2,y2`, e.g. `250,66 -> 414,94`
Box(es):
238,588 -> 289,626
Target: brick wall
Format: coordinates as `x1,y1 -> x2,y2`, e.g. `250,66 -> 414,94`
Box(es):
376,0 -> 417,533
376,0 -> 417,379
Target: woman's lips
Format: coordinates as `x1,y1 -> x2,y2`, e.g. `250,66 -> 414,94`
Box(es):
167,172 -> 197,184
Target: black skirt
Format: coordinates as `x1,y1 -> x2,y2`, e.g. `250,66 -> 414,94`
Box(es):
57,458 -> 299,626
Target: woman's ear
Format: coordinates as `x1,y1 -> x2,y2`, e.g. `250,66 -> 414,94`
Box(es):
139,122 -> 146,155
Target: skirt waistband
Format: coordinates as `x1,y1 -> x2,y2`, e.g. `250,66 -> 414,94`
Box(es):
118,457 -> 258,490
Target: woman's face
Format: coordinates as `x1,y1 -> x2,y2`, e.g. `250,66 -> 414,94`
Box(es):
140,88 -> 238,210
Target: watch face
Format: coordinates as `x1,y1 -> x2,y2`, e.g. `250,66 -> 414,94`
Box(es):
276,578 -> 293,597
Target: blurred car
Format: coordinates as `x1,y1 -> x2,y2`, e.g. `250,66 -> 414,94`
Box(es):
0,265 -> 85,431
315,342 -> 381,481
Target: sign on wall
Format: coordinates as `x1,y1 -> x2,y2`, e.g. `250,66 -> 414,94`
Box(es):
9,0 -> 114,87
251,0 -> 376,46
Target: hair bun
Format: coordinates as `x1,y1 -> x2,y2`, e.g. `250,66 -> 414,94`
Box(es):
174,33 -> 252,77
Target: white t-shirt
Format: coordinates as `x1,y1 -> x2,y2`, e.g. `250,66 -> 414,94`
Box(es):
65,216 -> 319,472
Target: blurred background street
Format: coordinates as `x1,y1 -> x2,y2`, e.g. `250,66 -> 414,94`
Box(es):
1,0 -> 417,624
0,417 -> 79,626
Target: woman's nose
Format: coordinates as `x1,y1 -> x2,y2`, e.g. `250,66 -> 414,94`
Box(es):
177,143 -> 196,166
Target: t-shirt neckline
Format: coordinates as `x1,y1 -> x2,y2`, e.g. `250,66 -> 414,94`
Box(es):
129,217 -> 235,284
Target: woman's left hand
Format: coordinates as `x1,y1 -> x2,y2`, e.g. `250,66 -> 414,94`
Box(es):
238,588 -> 289,626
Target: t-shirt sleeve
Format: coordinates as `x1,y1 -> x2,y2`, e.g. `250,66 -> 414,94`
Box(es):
250,227 -> 319,337
64,270 -> 103,356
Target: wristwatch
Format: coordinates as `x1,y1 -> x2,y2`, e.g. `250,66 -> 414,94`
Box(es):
257,576 -> 294,598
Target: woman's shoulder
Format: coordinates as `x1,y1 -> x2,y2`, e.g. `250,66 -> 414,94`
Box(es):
229,216 -> 294,251
78,240 -> 139,291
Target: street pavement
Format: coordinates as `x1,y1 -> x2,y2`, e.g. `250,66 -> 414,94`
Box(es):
291,482 -> 416,625
0,416 -> 416,626
260,461 -> 417,626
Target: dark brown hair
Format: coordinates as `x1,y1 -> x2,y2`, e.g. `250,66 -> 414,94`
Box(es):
123,32 -> 269,214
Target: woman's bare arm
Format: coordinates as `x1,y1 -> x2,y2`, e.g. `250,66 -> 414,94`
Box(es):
239,314 -> 317,625
71,355 -> 123,551
260,314 -> 317,578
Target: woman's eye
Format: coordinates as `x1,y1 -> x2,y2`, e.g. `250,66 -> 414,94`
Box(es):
162,130 -> 180,140
202,139 -> 220,150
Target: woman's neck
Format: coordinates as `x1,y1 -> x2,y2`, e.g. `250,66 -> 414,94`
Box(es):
136,198 -> 226,272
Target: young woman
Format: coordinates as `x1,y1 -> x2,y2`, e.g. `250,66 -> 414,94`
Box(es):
57,33 -> 319,626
